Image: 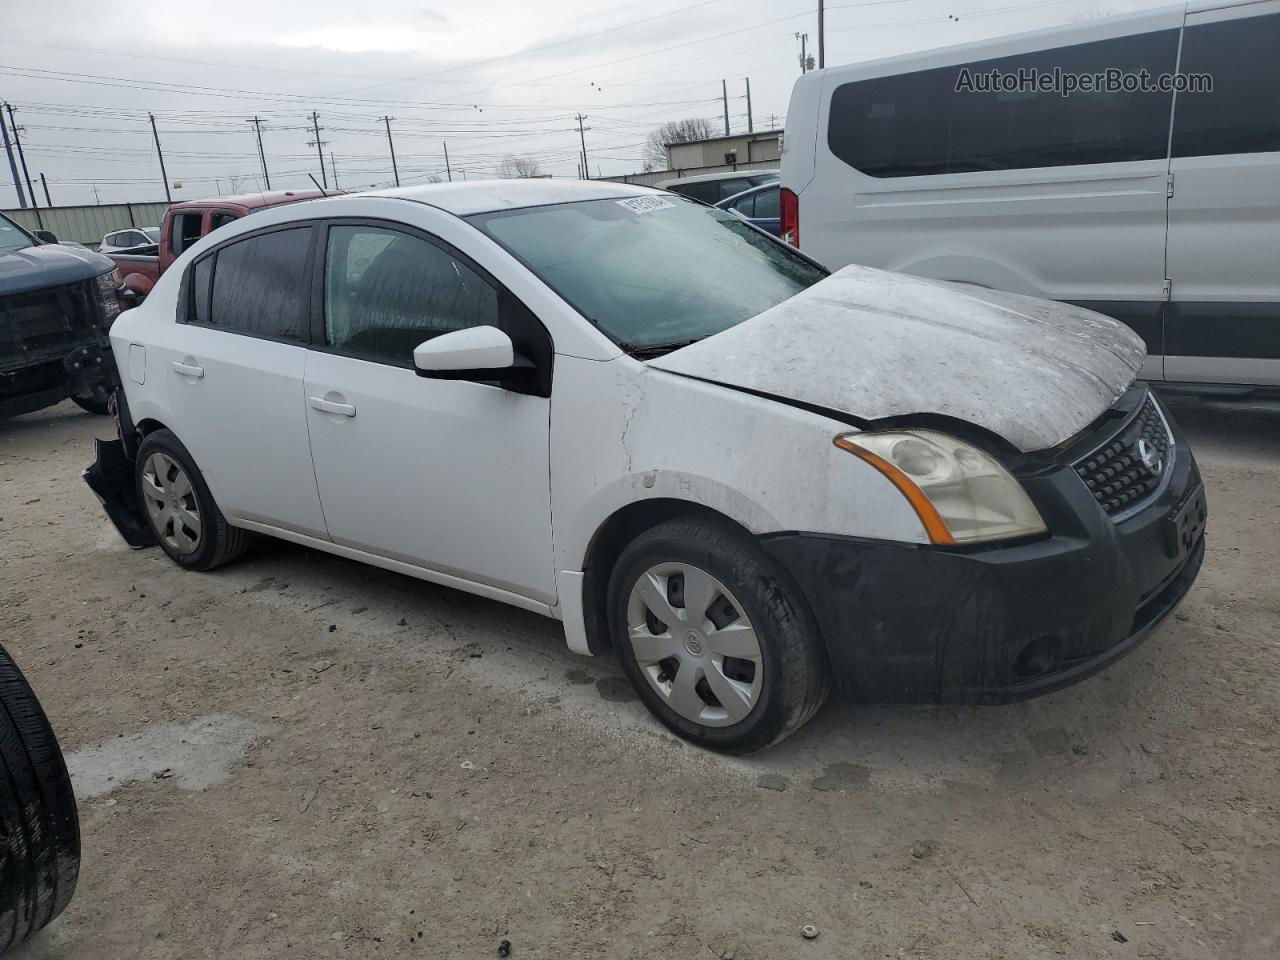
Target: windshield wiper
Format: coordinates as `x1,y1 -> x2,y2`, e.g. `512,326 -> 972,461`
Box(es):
621,338 -> 701,359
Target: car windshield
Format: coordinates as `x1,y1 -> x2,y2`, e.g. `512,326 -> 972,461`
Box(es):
469,195 -> 826,352
143,228 -> 161,243
0,213 -> 34,255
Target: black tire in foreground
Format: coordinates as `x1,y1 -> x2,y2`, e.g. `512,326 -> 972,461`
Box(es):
0,645 -> 79,953
134,428 -> 252,571
608,518 -> 830,753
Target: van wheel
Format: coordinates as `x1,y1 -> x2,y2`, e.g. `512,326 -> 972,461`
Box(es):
135,429 -> 250,571
608,518 -> 829,753
0,644 -> 80,953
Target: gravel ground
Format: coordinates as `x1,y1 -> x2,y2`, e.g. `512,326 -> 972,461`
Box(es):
1,394 -> 1277,960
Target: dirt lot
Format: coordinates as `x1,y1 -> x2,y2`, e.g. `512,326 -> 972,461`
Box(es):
1,396 -> 1277,960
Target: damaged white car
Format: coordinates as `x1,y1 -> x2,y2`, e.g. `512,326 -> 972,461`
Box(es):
85,180 -> 1206,753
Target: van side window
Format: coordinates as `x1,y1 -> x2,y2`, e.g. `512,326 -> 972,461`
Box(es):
203,228 -> 312,343
828,30 -> 1179,177
1172,13 -> 1280,158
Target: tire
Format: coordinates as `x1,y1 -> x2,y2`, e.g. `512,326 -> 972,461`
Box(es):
135,429 -> 251,571
0,645 -> 79,953
607,518 -> 830,753
71,393 -> 110,416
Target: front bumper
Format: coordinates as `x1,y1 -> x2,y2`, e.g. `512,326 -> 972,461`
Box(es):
82,390 -> 154,548
761,401 -> 1206,704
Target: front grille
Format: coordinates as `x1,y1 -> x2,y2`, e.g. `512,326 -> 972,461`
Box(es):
0,281 -> 99,364
1073,394 -> 1173,520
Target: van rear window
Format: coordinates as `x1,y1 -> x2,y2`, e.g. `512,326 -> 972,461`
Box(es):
827,29 -> 1179,177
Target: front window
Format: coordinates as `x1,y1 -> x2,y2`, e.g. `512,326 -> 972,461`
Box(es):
0,213 -> 34,255
469,196 -> 826,353
143,227 -> 161,243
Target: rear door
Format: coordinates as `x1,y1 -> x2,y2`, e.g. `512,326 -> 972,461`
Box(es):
160,224 -> 328,537
1165,2 -> 1280,386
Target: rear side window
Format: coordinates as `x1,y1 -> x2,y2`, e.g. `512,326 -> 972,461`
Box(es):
323,225 -> 498,365
201,228 -> 312,342
828,29 -> 1180,177
209,213 -> 240,232
1173,13 -> 1280,158
171,213 -> 203,255
753,187 -> 780,219
730,193 -> 755,215
668,181 -> 719,204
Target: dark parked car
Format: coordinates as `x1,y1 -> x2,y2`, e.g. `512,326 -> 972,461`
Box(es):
656,170 -> 778,205
716,183 -> 782,236
1,212 -> 122,417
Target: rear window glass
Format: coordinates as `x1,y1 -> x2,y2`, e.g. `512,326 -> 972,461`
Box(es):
204,228 -> 311,342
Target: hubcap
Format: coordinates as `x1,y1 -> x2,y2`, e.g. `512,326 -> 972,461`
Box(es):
626,562 -> 763,728
141,452 -> 202,555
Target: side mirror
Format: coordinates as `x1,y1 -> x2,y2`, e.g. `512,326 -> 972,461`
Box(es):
414,326 -> 513,373
34,229 -> 58,244
413,326 -> 538,392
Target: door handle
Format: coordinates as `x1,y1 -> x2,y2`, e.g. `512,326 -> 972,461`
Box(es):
308,396 -> 356,417
171,360 -> 205,378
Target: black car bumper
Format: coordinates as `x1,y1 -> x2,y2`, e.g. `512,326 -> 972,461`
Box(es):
760,399 -> 1206,704
82,389 -> 154,548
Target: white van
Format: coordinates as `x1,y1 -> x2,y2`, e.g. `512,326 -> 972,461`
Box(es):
781,0 -> 1280,392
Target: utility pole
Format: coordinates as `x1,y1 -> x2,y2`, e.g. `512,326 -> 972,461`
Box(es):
247,116 -> 270,190
575,114 -> 591,180
40,173 -> 51,206
745,78 -> 754,133
721,80 -> 730,136
1,102 -> 26,208
380,116 -> 400,187
147,112 -> 172,203
818,0 -> 825,69
5,103 -> 37,208
308,112 -> 328,189
797,32 -> 809,74
442,141 -> 451,183
329,151 -> 340,190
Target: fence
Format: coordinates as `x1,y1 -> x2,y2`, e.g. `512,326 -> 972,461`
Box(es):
601,158 -> 779,188
1,202 -> 170,248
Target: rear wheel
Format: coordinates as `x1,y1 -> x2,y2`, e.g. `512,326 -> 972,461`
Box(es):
135,429 -> 251,571
608,518 -> 829,753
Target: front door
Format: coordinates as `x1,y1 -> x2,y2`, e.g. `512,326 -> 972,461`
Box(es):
303,222 -> 555,604
1164,3 -> 1280,386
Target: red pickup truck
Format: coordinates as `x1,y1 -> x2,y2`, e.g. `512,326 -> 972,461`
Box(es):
109,189 -> 330,304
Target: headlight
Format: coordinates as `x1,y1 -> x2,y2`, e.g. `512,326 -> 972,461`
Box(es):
96,268 -> 122,293
834,429 -> 1047,545
95,268 -> 122,322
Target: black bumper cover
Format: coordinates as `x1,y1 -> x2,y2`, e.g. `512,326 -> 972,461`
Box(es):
82,390 -> 154,548
761,418 -> 1206,705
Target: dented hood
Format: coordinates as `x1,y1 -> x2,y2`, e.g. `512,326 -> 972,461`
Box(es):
649,264 -> 1145,452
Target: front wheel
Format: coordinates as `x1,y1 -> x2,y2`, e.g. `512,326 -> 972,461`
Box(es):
607,518 -> 829,753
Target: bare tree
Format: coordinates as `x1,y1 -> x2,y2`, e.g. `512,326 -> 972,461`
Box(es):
642,118 -> 714,172
496,155 -> 547,178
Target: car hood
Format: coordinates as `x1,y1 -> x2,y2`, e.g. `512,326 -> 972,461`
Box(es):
648,264 -> 1145,452
0,242 -> 114,297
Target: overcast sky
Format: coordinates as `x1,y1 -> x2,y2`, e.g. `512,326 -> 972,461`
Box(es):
1,0 -> 1170,207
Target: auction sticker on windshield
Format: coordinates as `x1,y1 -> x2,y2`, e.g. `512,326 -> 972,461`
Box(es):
617,196 -> 676,214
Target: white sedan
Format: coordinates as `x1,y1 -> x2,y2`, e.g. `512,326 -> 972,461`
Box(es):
86,180 -> 1205,752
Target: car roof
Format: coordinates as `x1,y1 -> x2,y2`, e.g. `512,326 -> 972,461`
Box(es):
361,178 -> 660,216
655,169 -> 778,188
